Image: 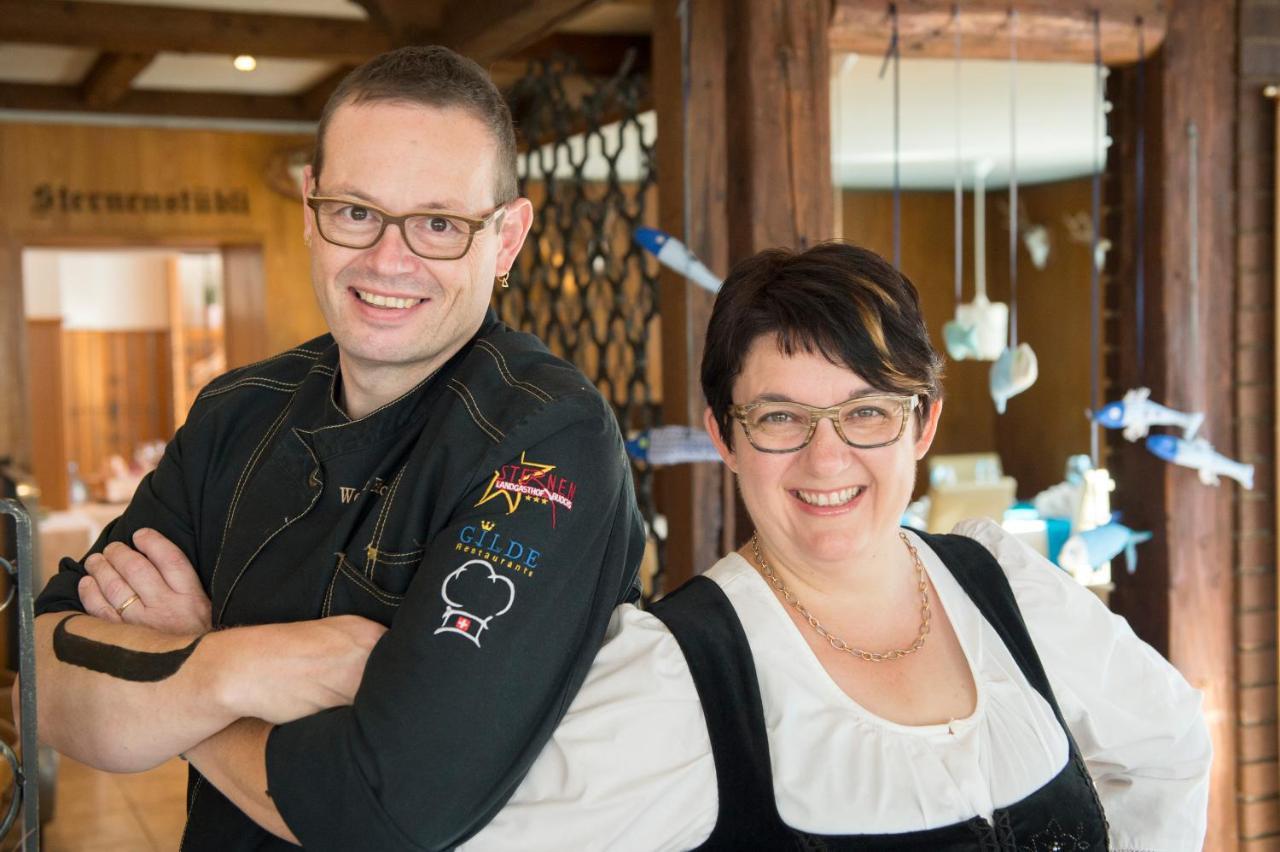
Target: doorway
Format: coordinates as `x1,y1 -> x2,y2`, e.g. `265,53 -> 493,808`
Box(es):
21,244 -> 264,516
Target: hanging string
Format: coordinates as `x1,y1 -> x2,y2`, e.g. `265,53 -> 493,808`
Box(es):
677,0 -> 692,259
1188,122 -> 1199,366
1134,17 -> 1147,383
878,3 -> 902,268
1008,7 -> 1018,347
953,4 -> 963,307
1089,9 -> 1103,467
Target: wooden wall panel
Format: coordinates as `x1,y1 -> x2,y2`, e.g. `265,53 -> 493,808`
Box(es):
222,244 -> 269,369
61,330 -> 174,491
24,319 -> 68,510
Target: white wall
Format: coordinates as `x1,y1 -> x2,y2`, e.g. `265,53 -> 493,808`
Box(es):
58,251 -> 170,330
21,248 -> 211,331
21,249 -> 62,319
175,252 -> 224,328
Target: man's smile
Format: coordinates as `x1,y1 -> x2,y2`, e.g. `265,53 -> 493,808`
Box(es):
352,287 -> 425,310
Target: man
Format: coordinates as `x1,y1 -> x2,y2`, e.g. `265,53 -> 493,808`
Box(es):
29,46 -> 644,850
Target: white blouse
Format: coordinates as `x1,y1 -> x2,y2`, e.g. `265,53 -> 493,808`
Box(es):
463,519 -> 1211,851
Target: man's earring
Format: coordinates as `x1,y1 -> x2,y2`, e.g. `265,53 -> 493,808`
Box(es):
496,272 -> 510,289
304,235 -> 312,248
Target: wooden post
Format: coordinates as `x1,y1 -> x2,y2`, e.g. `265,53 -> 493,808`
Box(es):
652,0 -> 730,589
1107,0 -> 1239,845
722,0 -> 834,547
724,0 -> 834,257
652,0 -> 836,584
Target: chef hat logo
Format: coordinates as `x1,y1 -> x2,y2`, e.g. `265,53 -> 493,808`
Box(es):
434,559 -> 516,647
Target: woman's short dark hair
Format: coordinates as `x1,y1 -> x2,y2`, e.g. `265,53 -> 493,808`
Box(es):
312,45 -> 519,205
701,241 -> 944,448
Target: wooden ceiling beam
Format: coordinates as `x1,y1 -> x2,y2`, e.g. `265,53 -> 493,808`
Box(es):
0,1 -> 392,63
300,66 -> 354,117
349,0 -> 443,42
0,83 -> 313,123
489,33 -> 650,89
829,0 -> 1167,65
79,52 -> 156,109
438,0 -> 608,64
509,33 -> 651,77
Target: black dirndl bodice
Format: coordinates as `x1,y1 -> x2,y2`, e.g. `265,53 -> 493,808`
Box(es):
647,531 -> 1109,851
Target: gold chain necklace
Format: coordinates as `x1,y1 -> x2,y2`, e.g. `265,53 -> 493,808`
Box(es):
750,530 -> 932,663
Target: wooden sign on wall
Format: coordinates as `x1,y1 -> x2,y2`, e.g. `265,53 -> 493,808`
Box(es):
30,184 -> 252,217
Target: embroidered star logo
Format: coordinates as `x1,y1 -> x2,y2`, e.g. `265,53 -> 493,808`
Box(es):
474,451 -> 557,514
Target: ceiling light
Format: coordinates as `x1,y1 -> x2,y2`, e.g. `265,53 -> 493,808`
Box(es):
233,55 -> 257,72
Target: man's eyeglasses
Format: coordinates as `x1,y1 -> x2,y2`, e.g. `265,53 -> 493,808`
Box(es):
730,394 -> 919,453
306,195 -> 505,260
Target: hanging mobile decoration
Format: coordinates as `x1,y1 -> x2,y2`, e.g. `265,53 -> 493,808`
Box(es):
1086,9 -> 1106,466
952,3 -> 963,336
891,3 -> 900,268
633,227 -> 722,292
942,4 -> 985,361
1091,387 -> 1204,442
943,5 -> 1009,362
947,160 -> 1007,361
1059,521 -> 1152,582
989,7 -> 1038,414
1146,435 -> 1255,489
625,426 -> 722,466
1007,8 -> 1019,354
878,3 -> 902,268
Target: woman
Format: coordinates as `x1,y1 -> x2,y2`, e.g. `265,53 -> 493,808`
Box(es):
465,243 -> 1209,850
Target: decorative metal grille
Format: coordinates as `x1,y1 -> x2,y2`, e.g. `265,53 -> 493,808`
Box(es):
501,53 -> 666,597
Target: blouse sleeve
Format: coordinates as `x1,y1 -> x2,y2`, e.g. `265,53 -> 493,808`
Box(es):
954,518 -> 1212,852
459,603 -> 718,852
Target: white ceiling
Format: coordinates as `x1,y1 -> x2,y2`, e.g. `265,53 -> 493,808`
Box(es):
0,0 -> 367,93
132,54 -> 336,94
0,44 -> 97,85
0,43 -> 340,96
833,56 -> 1107,190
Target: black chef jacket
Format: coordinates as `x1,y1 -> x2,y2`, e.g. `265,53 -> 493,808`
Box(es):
35,310 -> 646,851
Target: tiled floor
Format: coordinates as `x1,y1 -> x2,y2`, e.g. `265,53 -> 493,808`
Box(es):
40,756 -> 187,852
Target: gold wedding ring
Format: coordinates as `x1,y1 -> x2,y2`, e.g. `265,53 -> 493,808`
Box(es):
116,594 -> 140,616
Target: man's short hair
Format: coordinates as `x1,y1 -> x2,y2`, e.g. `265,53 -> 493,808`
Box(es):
312,45 -> 519,206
